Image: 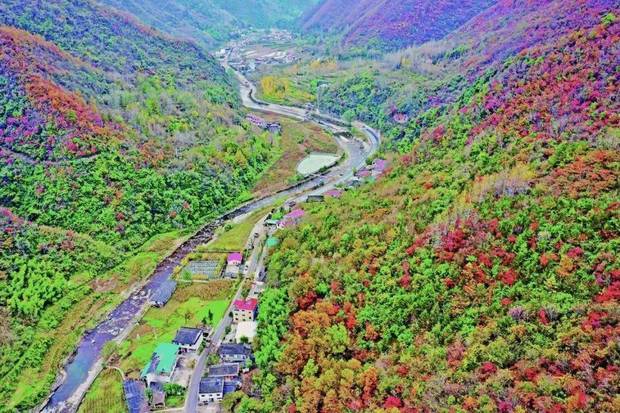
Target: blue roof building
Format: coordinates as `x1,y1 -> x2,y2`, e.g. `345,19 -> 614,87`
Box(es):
123,380 -> 148,413
208,363 -> 240,378
199,377 -> 224,404
218,343 -> 252,363
172,327 -> 204,352
150,280 -> 177,307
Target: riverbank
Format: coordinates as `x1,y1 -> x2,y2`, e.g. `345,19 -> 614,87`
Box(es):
43,62 -> 378,412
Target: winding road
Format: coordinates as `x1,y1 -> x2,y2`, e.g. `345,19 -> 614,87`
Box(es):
42,64 -> 379,413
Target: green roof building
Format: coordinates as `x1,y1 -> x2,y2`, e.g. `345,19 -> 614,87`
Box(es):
141,343 -> 180,387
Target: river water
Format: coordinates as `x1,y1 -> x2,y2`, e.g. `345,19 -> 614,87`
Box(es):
43,72 -> 379,412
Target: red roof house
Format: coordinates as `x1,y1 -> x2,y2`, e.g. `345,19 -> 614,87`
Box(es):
232,298 -> 258,322
227,252 -> 243,265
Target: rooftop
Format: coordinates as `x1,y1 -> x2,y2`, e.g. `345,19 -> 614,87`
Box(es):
233,298 -> 258,312
199,377 -> 224,394
285,209 -> 305,220
373,159 -> 388,172
227,252 -> 243,263
123,380 -> 148,413
218,343 -> 252,357
325,189 -> 343,198
223,381 -> 239,395
356,169 -> 372,178
208,363 -> 240,377
150,280 -> 177,304
266,237 -> 279,248
141,343 -> 179,377
172,327 -> 203,346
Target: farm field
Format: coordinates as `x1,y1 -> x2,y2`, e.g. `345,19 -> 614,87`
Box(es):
252,114 -> 339,197
117,281 -> 234,376
78,369 -> 125,413
203,204 -> 276,253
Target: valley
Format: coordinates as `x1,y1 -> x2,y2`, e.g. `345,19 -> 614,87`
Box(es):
1,1 -> 618,413
43,65 -> 379,412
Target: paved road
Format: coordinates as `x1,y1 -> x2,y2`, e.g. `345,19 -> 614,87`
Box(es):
184,217 -> 267,412
181,68 -> 381,413
43,59 -> 380,413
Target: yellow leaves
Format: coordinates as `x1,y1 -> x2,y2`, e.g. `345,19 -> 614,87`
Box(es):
309,59 -> 338,73
260,75 -> 290,99
439,162 -> 535,224
556,255 -> 575,278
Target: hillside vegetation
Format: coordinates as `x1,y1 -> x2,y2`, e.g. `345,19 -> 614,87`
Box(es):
301,0 -> 497,52
308,0 -> 617,147
230,2 -> 620,412
0,1 -> 277,409
99,0 -> 319,48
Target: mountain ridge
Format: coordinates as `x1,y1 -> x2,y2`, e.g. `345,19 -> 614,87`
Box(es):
301,0 -> 498,51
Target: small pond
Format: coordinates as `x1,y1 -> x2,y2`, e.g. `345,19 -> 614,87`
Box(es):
297,153 -> 339,176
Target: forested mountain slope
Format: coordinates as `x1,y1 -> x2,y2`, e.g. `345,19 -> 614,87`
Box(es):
301,0 -> 497,51
231,3 -> 620,413
98,0 -> 241,47
317,0 -> 617,145
99,0 -> 319,47
213,0 -> 319,29
0,1 -> 276,409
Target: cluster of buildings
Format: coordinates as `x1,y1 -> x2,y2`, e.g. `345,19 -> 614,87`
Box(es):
222,29 -> 300,74
124,327 -> 207,411
262,201 -> 308,231
126,158 -> 389,411
198,297 -> 259,405
198,343 -> 253,403
348,158 -> 389,186
246,114 -> 282,134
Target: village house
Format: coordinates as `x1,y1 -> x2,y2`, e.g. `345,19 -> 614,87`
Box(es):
279,209 -> 305,228
123,380 -> 149,413
356,168 -> 372,179
372,159 -> 388,176
306,194 -> 325,203
218,343 -> 252,363
266,122 -> 281,134
150,382 -> 166,409
199,377 -> 224,404
172,327 -> 204,352
325,189 -> 343,198
266,236 -> 279,249
246,114 -> 267,129
225,252 -> 243,278
264,218 -> 280,230
140,343 -> 180,387
235,320 -> 257,344
285,201 -> 297,212
208,363 -> 240,380
233,298 -> 258,322
227,252 -> 243,266
149,280 -> 177,307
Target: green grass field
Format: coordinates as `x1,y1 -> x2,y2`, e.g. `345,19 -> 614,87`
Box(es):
205,204 -> 275,252
119,281 -> 234,375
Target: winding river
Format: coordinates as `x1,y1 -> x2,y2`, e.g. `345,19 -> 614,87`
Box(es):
42,67 -> 380,413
